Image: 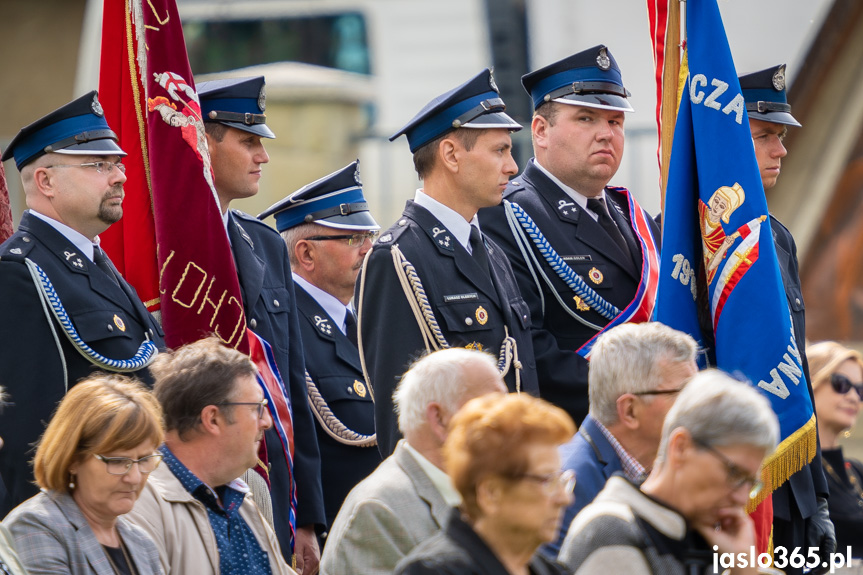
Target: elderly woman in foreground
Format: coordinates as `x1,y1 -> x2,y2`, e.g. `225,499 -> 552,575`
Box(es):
560,370 -> 779,575
395,393 -> 575,575
3,375 -> 165,575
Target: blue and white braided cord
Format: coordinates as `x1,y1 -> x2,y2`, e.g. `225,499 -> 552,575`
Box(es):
508,202 -> 620,320
28,259 -> 158,372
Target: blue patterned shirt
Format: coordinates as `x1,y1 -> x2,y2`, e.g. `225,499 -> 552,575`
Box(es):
160,446 -> 272,575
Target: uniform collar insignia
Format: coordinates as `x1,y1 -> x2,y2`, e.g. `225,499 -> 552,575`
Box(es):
427,224 -> 454,252
314,315 -> 334,337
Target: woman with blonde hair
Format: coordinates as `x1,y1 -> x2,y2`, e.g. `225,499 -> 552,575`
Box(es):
3,375 -> 164,575
807,341 -> 863,561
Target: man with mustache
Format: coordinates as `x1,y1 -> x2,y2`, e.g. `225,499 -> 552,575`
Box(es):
198,76 -> 325,572
479,46 -> 661,427
0,91 -> 165,514
259,160 -> 382,538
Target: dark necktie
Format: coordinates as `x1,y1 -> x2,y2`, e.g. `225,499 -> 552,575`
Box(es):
587,197 -> 630,258
469,226 -> 490,274
345,308 -> 358,347
93,246 -> 120,287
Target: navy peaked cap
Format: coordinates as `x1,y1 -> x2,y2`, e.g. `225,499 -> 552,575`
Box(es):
1,91 -> 125,170
258,160 -> 379,232
739,65 -> 801,127
522,45 -> 633,113
389,69 -> 522,153
198,76 -> 275,138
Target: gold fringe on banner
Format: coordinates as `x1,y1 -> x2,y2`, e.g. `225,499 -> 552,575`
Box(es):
746,415 -> 817,512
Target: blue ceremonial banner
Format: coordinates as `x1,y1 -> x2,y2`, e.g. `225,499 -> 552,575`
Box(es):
654,0 -> 815,499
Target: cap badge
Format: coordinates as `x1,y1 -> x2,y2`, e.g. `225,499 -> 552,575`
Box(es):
489,71 -> 500,94
258,85 -> 267,112
596,48 -> 611,71
91,94 -> 104,117
354,163 -> 363,186
353,380 -> 367,398
772,66 -> 786,91
588,267 -> 604,284
475,306 -> 489,325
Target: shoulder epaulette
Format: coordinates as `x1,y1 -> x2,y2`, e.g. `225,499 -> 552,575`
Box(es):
0,234 -> 36,262
375,217 -> 412,245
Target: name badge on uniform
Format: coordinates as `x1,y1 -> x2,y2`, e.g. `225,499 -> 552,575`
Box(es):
443,293 -> 479,303
562,255 -> 592,262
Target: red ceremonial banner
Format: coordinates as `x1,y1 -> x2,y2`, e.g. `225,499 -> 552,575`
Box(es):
100,0 -> 247,352
99,0 -> 160,311
0,158 -> 13,243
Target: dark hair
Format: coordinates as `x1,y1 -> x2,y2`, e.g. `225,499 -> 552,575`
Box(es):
204,121 -> 228,143
151,336 -> 256,439
534,101 -> 560,126
412,129 -> 483,179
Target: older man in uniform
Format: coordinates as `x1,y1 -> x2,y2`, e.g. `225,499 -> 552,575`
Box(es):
740,64 -> 834,575
0,92 -> 164,513
356,69 -> 539,456
198,76 -> 325,572
259,161 -> 382,538
479,46 -> 660,426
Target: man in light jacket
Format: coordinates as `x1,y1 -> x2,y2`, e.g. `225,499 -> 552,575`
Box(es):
320,348 -> 506,575
127,337 -> 297,575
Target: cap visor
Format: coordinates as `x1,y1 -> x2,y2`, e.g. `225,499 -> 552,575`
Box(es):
746,111 -> 801,128
53,139 -> 127,157
461,111 -> 523,131
315,212 -> 380,231
553,93 -> 634,113
221,121 -> 276,139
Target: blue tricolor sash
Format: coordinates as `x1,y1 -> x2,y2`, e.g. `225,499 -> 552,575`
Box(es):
248,328 -> 297,551
654,0 -> 815,503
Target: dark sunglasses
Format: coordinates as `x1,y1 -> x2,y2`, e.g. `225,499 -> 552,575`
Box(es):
830,373 -> 863,399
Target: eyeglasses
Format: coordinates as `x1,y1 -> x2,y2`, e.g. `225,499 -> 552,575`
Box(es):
512,469 -> 576,496
830,373 -> 863,399
94,453 -> 163,475
46,161 -> 126,174
306,231 -> 379,247
694,438 -> 763,499
631,386 -> 686,397
217,398 -> 269,420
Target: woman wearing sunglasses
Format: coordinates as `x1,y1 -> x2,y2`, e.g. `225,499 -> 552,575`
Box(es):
3,375 -> 164,575
807,341 -> 863,562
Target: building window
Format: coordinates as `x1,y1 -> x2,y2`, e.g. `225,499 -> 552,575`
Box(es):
184,13 -> 371,75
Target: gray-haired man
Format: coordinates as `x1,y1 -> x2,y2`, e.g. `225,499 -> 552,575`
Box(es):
320,348 -> 506,575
